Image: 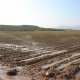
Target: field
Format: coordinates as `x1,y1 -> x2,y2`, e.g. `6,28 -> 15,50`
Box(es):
0,30 -> 80,80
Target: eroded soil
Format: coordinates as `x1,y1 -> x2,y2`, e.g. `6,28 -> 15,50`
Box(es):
0,41 -> 80,80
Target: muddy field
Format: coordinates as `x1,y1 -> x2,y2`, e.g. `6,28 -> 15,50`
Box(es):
0,31 -> 80,80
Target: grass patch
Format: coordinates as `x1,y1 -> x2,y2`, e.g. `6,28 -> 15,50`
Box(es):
0,30 -> 80,46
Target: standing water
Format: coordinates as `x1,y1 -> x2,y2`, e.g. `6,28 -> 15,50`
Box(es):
0,65 -> 31,80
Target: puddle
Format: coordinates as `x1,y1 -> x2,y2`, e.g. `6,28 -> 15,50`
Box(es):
0,70 -> 30,80
0,43 -> 55,54
0,71 -> 31,80
0,65 -> 31,80
75,71 -> 80,77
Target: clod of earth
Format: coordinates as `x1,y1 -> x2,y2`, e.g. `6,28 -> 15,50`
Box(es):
45,71 -> 55,78
6,69 -> 18,76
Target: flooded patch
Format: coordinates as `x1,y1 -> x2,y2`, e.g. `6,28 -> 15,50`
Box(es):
0,73 -> 30,80
0,43 -> 55,54
75,71 -> 80,77
0,65 -> 31,80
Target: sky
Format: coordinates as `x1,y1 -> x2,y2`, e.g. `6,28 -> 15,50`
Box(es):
0,0 -> 80,28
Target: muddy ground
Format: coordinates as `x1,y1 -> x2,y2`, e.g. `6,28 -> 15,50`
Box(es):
0,41 -> 80,80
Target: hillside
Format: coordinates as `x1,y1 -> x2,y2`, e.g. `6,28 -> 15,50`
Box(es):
0,25 -> 40,31
0,25 -> 64,31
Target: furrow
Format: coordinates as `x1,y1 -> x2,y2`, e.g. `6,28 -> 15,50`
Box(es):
57,58 -> 80,69
17,45 -> 80,65
42,53 -> 80,69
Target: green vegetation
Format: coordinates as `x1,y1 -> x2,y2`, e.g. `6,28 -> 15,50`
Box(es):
0,25 -> 63,31
0,25 -> 40,31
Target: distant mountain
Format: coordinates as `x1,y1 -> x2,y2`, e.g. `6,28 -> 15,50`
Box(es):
57,26 -> 80,30
0,25 -> 64,31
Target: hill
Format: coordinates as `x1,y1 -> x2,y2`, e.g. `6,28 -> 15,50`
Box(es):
0,25 -> 64,31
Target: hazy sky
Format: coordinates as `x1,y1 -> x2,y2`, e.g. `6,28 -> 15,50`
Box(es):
0,0 -> 80,28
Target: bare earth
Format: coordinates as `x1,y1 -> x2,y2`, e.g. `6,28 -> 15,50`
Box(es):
0,31 -> 80,80
0,42 -> 80,80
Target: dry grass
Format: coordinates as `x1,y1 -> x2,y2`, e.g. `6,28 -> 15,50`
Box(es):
0,30 -> 80,46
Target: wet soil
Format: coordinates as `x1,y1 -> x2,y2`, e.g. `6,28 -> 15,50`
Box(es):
0,42 -> 80,80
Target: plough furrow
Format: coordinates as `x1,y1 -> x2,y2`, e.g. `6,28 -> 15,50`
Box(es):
42,53 -> 80,69
17,45 -> 80,65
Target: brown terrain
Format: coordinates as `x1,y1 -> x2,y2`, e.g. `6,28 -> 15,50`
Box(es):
0,31 -> 80,80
